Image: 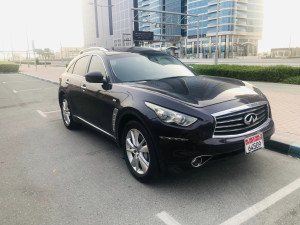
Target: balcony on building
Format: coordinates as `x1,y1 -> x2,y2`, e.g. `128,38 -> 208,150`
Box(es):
236,21 -> 247,26
208,0 -> 218,6
207,21 -> 217,27
207,16 -> 217,21
208,5 -> 217,13
237,5 -> 247,11
236,13 -> 247,19
237,0 -> 248,4
235,26 -> 247,32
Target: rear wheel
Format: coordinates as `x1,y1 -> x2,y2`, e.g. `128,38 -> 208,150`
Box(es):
122,121 -> 159,182
60,95 -> 81,130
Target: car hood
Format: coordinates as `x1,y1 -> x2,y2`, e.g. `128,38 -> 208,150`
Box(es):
128,75 -> 264,108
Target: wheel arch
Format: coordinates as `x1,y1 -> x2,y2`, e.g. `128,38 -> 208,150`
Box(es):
116,107 -> 167,173
116,108 -> 151,147
58,90 -> 66,104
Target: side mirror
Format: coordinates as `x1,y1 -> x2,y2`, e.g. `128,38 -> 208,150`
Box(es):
85,72 -> 104,83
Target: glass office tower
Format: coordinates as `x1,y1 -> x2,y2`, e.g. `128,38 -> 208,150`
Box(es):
187,0 -> 264,58
138,0 -> 187,41
138,0 -> 164,41
112,0 -> 135,47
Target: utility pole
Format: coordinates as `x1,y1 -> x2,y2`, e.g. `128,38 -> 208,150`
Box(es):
130,8 -> 134,46
26,32 -> 30,67
289,33 -> 292,57
200,13 -> 203,58
196,16 -> 199,59
32,40 -> 37,71
60,41 -> 64,65
214,0 -> 220,65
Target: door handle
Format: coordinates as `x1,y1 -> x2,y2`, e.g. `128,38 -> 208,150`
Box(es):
65,79 -> 70,84
81,84 -> 87,89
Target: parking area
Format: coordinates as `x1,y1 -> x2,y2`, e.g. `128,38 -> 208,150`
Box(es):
0,73 -> 300,225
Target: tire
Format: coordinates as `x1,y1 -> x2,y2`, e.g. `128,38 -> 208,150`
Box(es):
60,95 -> 81,130
122,120 -> 159,182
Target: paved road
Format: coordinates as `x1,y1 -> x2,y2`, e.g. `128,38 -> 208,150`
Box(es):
1,73 -> 300,225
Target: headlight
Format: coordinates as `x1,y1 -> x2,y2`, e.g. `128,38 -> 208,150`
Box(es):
145,102 -> 197,127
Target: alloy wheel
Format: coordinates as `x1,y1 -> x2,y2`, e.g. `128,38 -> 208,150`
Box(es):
125,129 -> 150,175
62,99 -> 71,126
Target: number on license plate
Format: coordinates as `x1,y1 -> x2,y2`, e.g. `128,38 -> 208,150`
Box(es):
244,133 -> 264,154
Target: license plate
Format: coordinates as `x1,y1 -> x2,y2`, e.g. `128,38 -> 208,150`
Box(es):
244,133 -> 264,154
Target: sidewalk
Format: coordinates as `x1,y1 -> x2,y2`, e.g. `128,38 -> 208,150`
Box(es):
19,65 -> 65,83
19,65 -> 300,157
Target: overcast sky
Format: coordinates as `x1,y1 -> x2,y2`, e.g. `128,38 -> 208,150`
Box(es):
0,0 -> 299,53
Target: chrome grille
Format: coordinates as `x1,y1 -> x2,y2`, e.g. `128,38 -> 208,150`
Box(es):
213,103 -> 269,137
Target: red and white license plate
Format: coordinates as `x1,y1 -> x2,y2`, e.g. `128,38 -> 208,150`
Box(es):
244,133 -> 264,154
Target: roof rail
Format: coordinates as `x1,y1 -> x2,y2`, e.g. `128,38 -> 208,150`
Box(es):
79,47 -> 108,54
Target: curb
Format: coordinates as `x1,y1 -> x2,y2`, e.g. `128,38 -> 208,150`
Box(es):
266,139 -> 300,159
19,72 -> 59,85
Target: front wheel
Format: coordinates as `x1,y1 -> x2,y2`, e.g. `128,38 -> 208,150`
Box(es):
122,121 -> 159,182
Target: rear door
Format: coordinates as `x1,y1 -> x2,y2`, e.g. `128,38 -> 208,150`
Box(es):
66,55 -> 91,117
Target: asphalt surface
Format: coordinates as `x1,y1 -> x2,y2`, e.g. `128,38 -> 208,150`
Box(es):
0,73 -> 300,225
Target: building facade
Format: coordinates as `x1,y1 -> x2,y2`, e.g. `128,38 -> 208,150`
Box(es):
81,0 -> 264,57
111,0 -> 134,47
138,0 -> 186,42
138,0 -> 164,41
146,0 -> 264,58
271,48 -> 300,58
81,0 -> 114,49
186,0 -> 264,58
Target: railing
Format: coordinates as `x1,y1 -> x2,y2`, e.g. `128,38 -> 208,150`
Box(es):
237,5 -> 247,11
207,16 -> 217,20
208,0 -> 218,6
236,13 -> 247,18
236,21 -> 247,25
208,8 -> 217,13
237,0 -> 248,4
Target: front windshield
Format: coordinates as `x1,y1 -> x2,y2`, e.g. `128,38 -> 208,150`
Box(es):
108,53 -> 194,82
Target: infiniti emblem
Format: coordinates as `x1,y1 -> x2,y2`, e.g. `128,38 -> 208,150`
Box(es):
244,113 -> 258,125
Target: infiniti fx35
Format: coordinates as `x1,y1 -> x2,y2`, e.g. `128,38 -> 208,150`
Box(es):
58,47 -> 275,182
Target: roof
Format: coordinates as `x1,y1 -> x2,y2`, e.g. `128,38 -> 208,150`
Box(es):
79,47 -> 165,57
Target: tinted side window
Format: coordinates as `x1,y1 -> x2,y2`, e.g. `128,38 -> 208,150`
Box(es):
88,56 -> 106,76
73,56 -> 90,76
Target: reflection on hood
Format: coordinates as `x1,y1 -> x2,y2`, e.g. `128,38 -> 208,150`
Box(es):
130,76 -> 260,107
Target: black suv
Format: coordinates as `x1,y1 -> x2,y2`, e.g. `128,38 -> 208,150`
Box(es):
58,47 -> 274,182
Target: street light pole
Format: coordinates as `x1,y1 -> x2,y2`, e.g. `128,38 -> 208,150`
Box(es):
196,16 -> 199,59
200,13 -> 203,58
130,8 -> 134,47
215,0 -> 220,65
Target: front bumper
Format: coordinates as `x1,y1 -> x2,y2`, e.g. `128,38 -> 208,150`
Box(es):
150,118 -> 275,164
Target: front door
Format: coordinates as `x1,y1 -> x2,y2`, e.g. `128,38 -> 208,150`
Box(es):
80,55 -> 116,134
